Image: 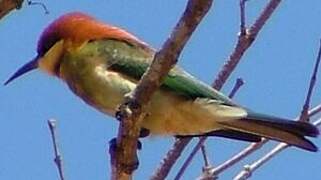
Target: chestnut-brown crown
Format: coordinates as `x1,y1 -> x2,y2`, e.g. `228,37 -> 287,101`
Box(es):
37,12 -> 146,56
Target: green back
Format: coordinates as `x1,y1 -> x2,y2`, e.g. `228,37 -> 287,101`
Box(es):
87,39 -> 236,105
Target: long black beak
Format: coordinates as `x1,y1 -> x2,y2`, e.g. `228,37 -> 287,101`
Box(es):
4,56 -> 39,85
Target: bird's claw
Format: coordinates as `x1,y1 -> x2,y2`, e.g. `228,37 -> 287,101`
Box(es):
139,128 -> 150,138
108,137 -> 143,152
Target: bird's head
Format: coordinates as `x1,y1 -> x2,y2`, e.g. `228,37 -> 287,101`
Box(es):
5,12 -> 145,85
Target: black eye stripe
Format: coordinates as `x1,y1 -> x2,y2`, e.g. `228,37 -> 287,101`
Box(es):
38,32 -> 61,56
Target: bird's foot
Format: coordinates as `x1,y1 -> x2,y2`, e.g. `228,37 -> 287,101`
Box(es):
139,128 -> 150,138
108,137 -> 143,152
108,138 -> 118,155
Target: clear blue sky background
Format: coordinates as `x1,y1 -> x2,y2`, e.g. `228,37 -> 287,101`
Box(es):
1,1 -> 321,180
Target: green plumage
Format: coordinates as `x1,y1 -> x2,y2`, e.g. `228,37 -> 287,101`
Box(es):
5,13 -> 318,153
58,39 -> 318,151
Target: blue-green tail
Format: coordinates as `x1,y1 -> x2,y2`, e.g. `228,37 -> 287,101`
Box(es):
216,112 -> 319,152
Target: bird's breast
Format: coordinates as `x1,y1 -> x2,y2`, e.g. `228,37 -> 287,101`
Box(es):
59,55 -> 135,115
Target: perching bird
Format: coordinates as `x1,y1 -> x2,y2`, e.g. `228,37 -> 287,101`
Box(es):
5,12 -> 319,151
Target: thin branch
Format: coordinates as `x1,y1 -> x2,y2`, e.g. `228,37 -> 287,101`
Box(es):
314,117 -> 321,126
198,104 -> 321,179
199,0 -> 282,167
174,138 -> 207,180
212,0 -> 281,89
27,0 -> 49,14
228,78 -> 245,98
234,40 -> 321,180
239,0 -> 248,36
111,1 -> 213,179
48,119 -> 65,180
200,145 -> 210,167
199,0 -> 282,177
208,139 -> 268,178
153,0 -> 281,179
0,0 -> 24,19
299,39 -> 321,122
175,78 -> 245,180
151,138 -> 191,180
308,104 -> 321,117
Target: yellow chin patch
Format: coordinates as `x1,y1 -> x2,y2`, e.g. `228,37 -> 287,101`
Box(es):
38,40 -> 64,76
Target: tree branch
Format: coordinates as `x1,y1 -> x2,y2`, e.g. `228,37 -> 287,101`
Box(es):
233,39 -> 321,180
212,38 -> 321,179
0,0 -> 24,19
153,1 -> 281,179
299,39 -> 321,121
27,0 -> 49,14
200,144 -> 211,168
201,41 -> 321,178
212,0 -> 281,89
48,119 -> 65,180
111,1 -> 213,179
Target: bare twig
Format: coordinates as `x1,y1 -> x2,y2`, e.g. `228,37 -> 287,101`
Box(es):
199,41 -> 321,179
234,40 -> 321,180
299,39 -> 321,121
48,119 -> 65,180
240,0 -> 248,36
228,78 -> 245,98
174,138 -> 207,180
200,145 -> 210,167
212,0 -> 281,89
27,0 -> 49,14
199,0 -> 281,163
314,117 -> 321,126
199,0 -> 283,177
153,0 -> 281,179
0,0 -> 24,19
211,139 -> 268,177
151,138 -> 191,180
111,1 -> 213,179
176,78 -> 245,180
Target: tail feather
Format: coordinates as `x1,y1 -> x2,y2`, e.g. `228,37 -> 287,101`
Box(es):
204,129 -> 262,142
247,112 -> 319,137
177,129 -> 262,142
217,113 -> 319,152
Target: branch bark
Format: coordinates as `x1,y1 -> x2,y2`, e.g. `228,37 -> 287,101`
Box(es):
48,119 -> 65,180
153,1 -> 282,179
111,1 -> 213,179
0,0 -> 24,19
212,0 -> 281,89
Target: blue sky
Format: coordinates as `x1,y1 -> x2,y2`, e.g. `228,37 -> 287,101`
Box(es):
1,1 -> 321,180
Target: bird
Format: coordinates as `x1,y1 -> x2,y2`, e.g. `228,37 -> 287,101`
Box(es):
5,12 -> 319,152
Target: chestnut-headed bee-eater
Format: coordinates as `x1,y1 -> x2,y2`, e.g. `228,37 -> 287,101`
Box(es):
5,12 -> 319,151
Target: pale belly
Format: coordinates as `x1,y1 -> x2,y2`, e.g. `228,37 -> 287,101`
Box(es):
63,65 -> 222,136
142,91 -> 222,135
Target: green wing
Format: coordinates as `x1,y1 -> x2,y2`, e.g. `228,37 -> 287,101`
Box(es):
94,39 -> 235,105
86,39 -> 319,151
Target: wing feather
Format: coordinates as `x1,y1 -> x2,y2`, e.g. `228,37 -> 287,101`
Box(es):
99,39 -> 235,105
